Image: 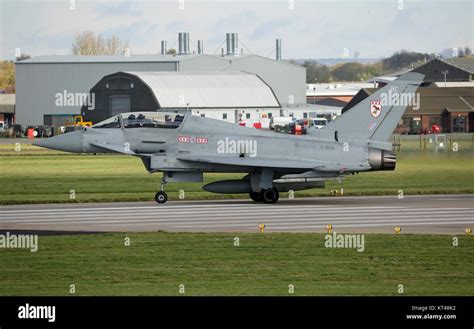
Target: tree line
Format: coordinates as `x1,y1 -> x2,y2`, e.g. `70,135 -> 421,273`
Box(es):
300,48 -> 472,83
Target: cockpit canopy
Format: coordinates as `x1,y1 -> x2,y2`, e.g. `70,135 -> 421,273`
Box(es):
92,112 -> 185,129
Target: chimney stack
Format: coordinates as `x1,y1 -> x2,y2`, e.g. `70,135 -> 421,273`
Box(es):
276,38 -> 282,61
161,40 -> 167,55
197,40 -> 204,54
226,33 -> 239,56
178,32 -> 190,55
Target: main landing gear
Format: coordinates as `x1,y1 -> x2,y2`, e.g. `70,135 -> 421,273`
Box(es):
249,191 -> 262,202
155,179 -> 168,204
249,188 -> 279,204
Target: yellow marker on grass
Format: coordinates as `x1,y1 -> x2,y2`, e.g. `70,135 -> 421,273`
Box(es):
326,224 -> 333,234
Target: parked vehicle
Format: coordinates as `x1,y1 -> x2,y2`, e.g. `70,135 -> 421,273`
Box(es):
6,124 -> 23,138
65,115 -> 93,128
431,124 -> 441,134
269,116 -> 296,130
275,121 -> 307,135
313,118 -> 328,129
33,125 -> 54,138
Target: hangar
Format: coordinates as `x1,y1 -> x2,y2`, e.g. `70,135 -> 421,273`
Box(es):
80,71 -> 281,124
412,57 -> 473,82
15,32 -> 306,126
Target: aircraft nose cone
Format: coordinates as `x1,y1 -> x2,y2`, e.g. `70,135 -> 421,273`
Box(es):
33,130 -> 84,153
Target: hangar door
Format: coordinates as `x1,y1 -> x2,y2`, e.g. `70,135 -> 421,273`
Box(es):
109,95 -> 131,116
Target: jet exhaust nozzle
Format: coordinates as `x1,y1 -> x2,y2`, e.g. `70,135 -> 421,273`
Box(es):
368,148 -> 396,171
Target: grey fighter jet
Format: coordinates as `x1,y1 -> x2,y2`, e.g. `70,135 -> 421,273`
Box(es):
34,72 -> 424,204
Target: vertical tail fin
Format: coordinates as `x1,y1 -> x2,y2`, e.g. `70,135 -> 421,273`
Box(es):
322,72 -> 424,141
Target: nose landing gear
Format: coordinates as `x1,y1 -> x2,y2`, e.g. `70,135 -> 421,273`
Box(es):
155,179 -> 168,204
155,191 -> 168,204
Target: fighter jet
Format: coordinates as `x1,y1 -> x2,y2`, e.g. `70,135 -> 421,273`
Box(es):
34,72 -> 424,204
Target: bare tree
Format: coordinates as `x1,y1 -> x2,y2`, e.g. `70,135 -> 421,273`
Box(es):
72,31 -> 129,55
105,35 -> 129,55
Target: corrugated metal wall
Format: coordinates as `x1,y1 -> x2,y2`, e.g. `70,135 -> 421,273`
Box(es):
16,62 -> 178,125
221,56 -> 306,106
180,55 -> 306,106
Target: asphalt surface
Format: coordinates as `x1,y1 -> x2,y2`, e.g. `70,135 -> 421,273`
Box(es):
0,138 -> 33,145
1,195 -> 473,234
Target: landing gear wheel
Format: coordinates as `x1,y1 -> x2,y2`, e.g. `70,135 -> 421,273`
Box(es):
155,191 -> 168,204
261,188 -> 279,204
249,191 -> 263,202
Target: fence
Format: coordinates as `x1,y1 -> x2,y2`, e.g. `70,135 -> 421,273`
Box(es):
392,133 -> 474,153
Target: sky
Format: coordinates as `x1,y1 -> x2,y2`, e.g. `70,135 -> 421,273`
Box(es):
0,0 -> 472,60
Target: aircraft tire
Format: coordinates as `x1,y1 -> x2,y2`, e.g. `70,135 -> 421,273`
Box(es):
261,188 -> 279,204
249,191 -> 263,202
155,191 -> 168,204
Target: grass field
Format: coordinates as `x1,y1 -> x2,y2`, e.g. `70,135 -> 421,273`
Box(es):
0,232 -> 472,296
0,140 -> 473,204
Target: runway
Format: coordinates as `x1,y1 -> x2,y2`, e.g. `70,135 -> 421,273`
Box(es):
0,194 -> 473,234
